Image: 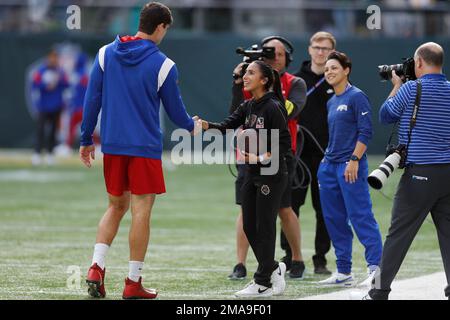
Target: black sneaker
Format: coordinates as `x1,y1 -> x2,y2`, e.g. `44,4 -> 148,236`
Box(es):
228,263 -> 247,280
280,255 -> 292,271
289,261 -> 305,279
314,265 -> 332,275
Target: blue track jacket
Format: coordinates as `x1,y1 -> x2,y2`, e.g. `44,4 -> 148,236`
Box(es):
81,36 -> 194,159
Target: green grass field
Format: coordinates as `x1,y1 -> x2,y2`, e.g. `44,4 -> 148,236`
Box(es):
0,152 -> 444,300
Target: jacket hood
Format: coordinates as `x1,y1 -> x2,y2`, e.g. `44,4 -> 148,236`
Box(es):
252,91 -> 280,108
112,35 -> 160,66
300,60 -> 314,75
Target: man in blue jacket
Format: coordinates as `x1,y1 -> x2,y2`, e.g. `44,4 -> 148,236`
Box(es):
32,49 -> 69,165
80,2 -> 197,299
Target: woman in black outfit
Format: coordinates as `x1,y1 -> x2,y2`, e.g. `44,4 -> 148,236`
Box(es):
200,61 -> 291,297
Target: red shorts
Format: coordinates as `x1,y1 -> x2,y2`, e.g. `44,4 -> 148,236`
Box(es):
103,154 -> 166,196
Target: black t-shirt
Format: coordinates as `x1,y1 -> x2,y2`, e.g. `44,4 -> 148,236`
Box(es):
294,60 -> 334,155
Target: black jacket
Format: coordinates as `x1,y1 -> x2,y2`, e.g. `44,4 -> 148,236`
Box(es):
294,61 -> 334,156
209,92 -> 291,175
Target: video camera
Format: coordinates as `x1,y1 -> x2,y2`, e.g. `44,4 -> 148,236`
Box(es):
233,45 -> 275,79
378,57 -> 416,82
236,44 -> 275,63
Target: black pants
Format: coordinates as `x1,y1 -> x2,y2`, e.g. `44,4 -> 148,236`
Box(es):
35,110 -> 61,153
283,153 -> 331,267
241,168 -> 288,287
235,164 -> 247,205
370,164 -> 450,300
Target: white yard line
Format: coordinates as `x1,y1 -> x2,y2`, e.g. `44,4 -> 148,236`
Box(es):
301,272 -> 447,300
0,170 -> 84,182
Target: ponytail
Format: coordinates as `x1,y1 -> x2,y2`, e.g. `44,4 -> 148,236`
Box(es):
272,69 -> 285,106
252,60 -> 285,105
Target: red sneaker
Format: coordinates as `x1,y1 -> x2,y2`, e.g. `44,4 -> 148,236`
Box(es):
86,263 -> 106,298
122,277 -> 158,300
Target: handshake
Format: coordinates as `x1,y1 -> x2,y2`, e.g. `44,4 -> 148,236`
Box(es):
191,116 -> 209,135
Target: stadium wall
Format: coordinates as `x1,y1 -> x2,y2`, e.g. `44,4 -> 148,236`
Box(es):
1,33 -> 449,153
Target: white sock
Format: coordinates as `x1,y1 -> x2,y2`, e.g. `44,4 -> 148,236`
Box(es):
128,261 -> 144,282
92,243 -> 109,270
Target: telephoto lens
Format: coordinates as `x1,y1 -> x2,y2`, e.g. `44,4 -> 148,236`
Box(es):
368,152 -> 401,189
378,64 -> 403,81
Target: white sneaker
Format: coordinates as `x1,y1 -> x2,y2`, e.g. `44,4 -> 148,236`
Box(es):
349,290 -> 373,300
358,266 -> 379,288
31,153 -> 42,166
46,154 -> 56,166
54,144 -> 72,157
318,272 -> 355,287
270,262 -> 286,295
234,281 -> 273,298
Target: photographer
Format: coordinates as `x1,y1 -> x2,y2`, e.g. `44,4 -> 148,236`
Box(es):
228,36 -> 307,280
365,42 -> 450,300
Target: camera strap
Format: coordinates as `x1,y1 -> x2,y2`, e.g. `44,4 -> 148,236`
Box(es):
409,79 -> 422,129
405,79 -> 422,164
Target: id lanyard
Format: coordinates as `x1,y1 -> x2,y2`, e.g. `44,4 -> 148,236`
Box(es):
306,77 -> 326,97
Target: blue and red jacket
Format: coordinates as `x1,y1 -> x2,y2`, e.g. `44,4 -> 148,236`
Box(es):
81,35 -> 194,159
32,63 -> 69,113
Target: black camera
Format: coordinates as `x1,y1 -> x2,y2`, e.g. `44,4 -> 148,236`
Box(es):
233,45 -> 275,79
236,45 -> 275,63
368,144 -> 407,190
378,57 -> 416,82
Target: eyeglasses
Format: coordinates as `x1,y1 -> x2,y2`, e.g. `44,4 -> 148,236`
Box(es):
311,46 -> 333,53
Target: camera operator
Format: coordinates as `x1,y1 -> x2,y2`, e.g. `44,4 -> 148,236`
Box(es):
365,42 -> 450,300
228,36 -> 308,280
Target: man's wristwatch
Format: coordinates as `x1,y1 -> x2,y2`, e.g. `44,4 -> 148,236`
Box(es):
350,154 -> 360,162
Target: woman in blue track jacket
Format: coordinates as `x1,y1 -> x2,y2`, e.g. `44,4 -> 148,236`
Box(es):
317,51 -> 382,288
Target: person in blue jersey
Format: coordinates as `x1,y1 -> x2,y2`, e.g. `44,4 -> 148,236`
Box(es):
363,42 -> 450,300
67,53 -> 92,149
316,51 -> 382,288
31,49 -> 70,166
80,2 -> 198,300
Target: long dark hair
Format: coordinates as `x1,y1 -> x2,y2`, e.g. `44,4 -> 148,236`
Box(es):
251,60 -> 285,106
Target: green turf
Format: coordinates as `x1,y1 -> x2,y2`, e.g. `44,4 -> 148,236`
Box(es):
0,154 -> 444,300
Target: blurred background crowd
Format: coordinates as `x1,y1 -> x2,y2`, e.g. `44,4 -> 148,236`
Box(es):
1,0 -> 449,160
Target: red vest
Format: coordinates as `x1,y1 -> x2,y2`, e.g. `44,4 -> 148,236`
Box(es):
242,72 -> 298,152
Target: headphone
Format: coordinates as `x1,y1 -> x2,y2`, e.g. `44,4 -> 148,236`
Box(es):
260,36 -> 294,67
